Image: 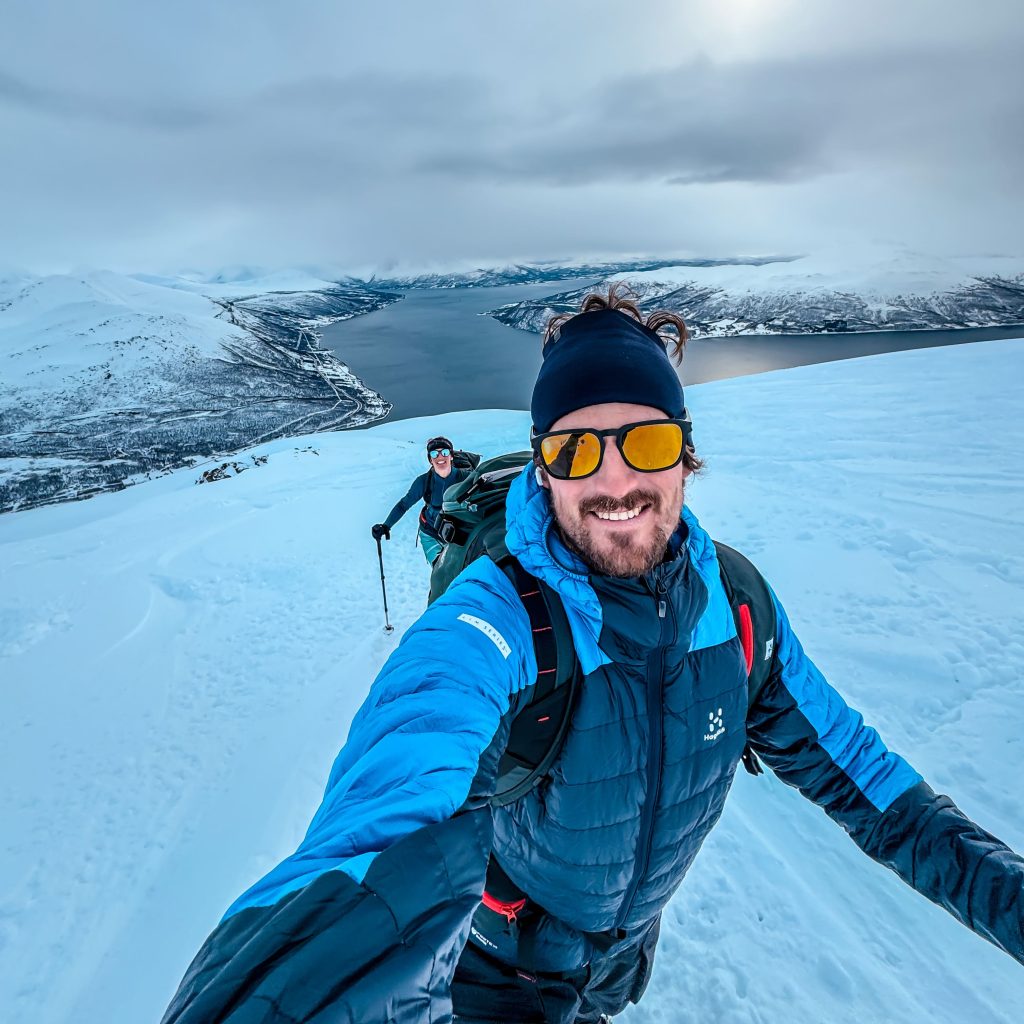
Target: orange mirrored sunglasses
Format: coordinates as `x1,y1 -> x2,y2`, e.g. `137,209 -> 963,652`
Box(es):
531,414 -> 692,481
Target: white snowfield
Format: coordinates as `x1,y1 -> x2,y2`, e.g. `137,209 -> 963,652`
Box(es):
132,268 -> 353,299
1,340 -> 1023,1023
0,270 -> 248,390
615,247 -> 1024,298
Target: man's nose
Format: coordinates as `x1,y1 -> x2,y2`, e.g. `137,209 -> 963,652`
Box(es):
597,437 -> 640,492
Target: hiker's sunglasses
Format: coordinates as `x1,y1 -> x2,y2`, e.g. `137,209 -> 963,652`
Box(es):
532,414 -> 693,481
429,447 -> 452,459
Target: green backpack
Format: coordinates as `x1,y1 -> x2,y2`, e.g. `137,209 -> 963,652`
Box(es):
430,451 -> 532,596
430,453 -> 777,803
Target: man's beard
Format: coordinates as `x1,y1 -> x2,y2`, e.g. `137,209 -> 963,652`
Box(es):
552,483 -> 684,578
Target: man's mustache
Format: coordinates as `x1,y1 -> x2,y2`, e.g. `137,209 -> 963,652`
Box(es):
578,489 -> 661,517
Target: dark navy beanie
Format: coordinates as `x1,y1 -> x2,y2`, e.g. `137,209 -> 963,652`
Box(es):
531,308 -> 685,432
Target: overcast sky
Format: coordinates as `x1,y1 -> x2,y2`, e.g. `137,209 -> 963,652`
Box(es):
1,0 -> 1021,275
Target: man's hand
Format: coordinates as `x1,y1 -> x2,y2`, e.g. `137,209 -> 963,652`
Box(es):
371,523 -> 391,542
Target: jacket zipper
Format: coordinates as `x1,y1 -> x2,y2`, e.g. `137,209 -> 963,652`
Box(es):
617,575 -> 672,926
481,890 -> 527,924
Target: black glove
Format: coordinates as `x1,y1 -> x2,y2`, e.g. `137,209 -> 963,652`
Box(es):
371,523 -> 390,541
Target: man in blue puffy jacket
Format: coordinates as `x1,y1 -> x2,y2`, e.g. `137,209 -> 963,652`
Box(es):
162,289 -> 1023,1024
372,435 -> 470,563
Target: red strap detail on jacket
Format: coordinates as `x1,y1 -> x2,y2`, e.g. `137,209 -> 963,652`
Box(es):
481,890 -> 527,923
738,603 -> 754,676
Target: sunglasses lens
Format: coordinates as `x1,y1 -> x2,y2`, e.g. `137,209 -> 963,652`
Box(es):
621,422 -> 683,471
430,448 -> 451,459
540,431 -> 602,479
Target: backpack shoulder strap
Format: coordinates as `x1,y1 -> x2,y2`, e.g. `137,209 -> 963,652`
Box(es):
486,541 -> 777,797
714,541 -> 779,776
490,556 -> 580,807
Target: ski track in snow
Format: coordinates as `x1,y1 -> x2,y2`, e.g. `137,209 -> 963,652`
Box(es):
1,341 -> 1023,1022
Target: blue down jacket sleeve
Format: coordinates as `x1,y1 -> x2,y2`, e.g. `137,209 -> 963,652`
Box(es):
746,588 -> 1024,964
161,557 -> 536,1023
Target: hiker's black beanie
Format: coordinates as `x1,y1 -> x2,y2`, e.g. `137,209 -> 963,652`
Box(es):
530,308 -> 684,432
426,435 -> 453,453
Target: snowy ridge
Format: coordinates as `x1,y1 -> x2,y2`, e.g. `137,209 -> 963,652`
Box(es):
131,266 -> 392,300
1,340 -> 1022,1023
363,254 -> 795,290
0,272 -> 400,512
490,249 -> 1024,336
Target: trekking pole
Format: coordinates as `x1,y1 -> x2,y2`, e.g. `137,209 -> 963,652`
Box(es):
375,536 -> 395,634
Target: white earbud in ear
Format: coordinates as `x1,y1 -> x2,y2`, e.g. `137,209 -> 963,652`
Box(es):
534,465 -> 545,486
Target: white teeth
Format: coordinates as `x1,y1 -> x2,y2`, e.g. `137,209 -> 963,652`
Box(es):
594,507 -> 643,521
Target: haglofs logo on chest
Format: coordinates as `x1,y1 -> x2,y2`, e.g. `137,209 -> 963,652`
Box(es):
704,707 -> 725,743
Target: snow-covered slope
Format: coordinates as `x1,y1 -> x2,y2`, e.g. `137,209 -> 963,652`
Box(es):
491,249 -> 1024,336
2,272 -> 241,367
1,340 -> 1023,1023
0,272 -> 399,512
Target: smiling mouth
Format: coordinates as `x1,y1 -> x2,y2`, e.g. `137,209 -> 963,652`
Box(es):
589,504 -> 649,522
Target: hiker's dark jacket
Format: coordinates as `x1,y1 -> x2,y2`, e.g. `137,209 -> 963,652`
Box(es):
162,467 -> 1024,1023
384,466 -> 468,539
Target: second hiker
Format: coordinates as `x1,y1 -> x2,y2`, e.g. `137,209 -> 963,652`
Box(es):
371,435 -> 476,563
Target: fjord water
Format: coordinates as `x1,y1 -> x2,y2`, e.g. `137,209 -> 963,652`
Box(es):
319,280 -> 586,420
319,282 -> 1024,421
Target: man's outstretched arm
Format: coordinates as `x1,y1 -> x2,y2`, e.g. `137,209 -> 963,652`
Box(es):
161,558 -> 536,1023
745,587 -> 1024,964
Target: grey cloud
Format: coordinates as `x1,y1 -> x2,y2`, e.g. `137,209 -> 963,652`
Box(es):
0,68 -> 217,130
414,47 -> 1024,188
5,45 -> 1020,190
0,64 -> 496,135
259,72 -> 496,127
1,1 -> 1022,272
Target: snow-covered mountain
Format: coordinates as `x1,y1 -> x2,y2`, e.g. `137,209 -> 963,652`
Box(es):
1,339 -> 1022,1023
8,250 -> 1024,516
362,254 -> 795,290
490,251 -> 1024,336
0,272 -> 400,513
